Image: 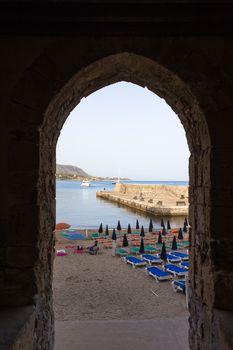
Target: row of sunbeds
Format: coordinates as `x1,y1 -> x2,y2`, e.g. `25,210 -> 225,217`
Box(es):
117,250 -> 189,262
123,255 -> 188,281
122,252 -> 189,294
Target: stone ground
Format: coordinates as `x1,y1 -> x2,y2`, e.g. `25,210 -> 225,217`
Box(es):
55,317 -> 189,350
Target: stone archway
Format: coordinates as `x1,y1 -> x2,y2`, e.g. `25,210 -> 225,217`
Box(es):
40,52 -> 210,349
3,37 -> 233,349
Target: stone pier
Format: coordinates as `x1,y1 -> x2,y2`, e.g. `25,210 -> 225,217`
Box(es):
97,183 -> 189,217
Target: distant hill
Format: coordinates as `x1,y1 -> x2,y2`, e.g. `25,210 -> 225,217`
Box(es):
56,164 -> 91,177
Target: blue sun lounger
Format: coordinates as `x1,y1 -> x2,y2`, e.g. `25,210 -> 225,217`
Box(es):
164,264 -> 188,277
172,279 -> 186,293
145,266 -> 172,282
141,254 -> 162,265
124,256 -> 147,268
180,261 -> 189,270
158,254 -> 181,263
170,251 -> 189,261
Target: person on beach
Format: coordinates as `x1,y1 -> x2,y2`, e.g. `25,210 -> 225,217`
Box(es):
87,240 -> 99,255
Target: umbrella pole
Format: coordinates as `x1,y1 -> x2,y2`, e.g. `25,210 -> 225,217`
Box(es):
185,274 -> 189,308
112,240 -> 116,256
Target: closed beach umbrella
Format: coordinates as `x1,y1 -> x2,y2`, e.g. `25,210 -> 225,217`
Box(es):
178,228 -> 184,240
162,226 -> 167,236
167,220 -> 171,230
157,232 -> 162,244
183,224 -> 188,233
127,224 -> 132,234
136,219 -> 140,230
105,225 -> 109,236
112,228 -> 117,240
139,237 -> 145,254
55,222 -> 71,230
184,217 -> 188,226
122,234 -> 129,247
112,228 -> 117,257
161,218 -> 165,228
140,225 -> 145,237
117,220 -> 122,232
98,223 -> 103,234
172,236 -> 178,250
149,219 -> 153,232
160,242 -> 167,261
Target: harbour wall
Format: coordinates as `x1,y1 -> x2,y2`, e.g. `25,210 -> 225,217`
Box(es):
96,183 -> 189,217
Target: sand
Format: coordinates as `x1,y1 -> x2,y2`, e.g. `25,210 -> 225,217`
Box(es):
53,232 -> 189,322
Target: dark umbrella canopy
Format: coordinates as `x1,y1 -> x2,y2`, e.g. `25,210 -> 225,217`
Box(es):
178,228 -> 184,240
140,225 -> 145,237
157,232 -> 162,244
136,219 -> 140,230
160,242 -> 167,261
167,220 -> 171,230
162,226 -> 167,236
112,228 -> 117,240
139,237 -> 145,254
184,217 -> 188,226
127,224 -> 132,234
122,234 -> 129,247
149,219 -> 153,232
183,224 -> 188,233
161,218 -> 165,227
172,236 -> 178,250
117,220 -> 122,231
105,225 -> 109,236
98,223 -> 103,234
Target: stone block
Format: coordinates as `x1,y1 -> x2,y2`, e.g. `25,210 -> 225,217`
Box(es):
6,246 -> 38,268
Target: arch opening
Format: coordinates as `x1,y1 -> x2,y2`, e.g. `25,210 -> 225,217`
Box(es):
39,53 -> 211,349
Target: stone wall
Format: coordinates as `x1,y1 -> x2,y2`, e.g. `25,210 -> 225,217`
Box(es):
0,14 -> 233,350
97,183 -> 189,216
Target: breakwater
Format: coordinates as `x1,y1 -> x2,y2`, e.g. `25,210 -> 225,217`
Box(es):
96,183 -> 189,217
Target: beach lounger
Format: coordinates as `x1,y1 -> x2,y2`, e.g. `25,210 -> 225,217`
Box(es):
145,266 -> 172,282
141,254 -> 162,265
165,254 -> 182,263
170,251 -> 189,261
130,247 -> 140,254
172,279 -> 186,293
91,233 -> 99,240
131,240 -> 141,246
164,264 -> 188,277
124,256 -> 147,268
116,248 -> 129,256
180,261 -> 189,270
103,241 -> 112,248
144,245 -> 157,253
56,249 -> 68,256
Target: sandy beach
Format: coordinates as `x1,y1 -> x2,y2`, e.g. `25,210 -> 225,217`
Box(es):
53,231 -> 189,322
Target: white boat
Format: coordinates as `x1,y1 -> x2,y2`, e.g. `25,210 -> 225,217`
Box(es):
81,180 -> 91,187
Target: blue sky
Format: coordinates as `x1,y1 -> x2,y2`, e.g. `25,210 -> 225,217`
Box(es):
56,82 -> 190,181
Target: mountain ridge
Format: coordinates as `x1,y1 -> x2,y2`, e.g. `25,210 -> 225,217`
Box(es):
56,164 -> 91,177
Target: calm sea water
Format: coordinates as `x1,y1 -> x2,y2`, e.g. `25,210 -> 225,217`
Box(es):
56,180 -> 188,230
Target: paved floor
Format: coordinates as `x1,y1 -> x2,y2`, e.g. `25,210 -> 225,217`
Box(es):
55,317 -> 189,350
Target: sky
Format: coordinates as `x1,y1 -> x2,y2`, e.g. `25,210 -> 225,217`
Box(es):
56,82 -> 190,181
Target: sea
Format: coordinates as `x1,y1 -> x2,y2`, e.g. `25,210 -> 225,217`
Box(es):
56,180 -> 188,230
